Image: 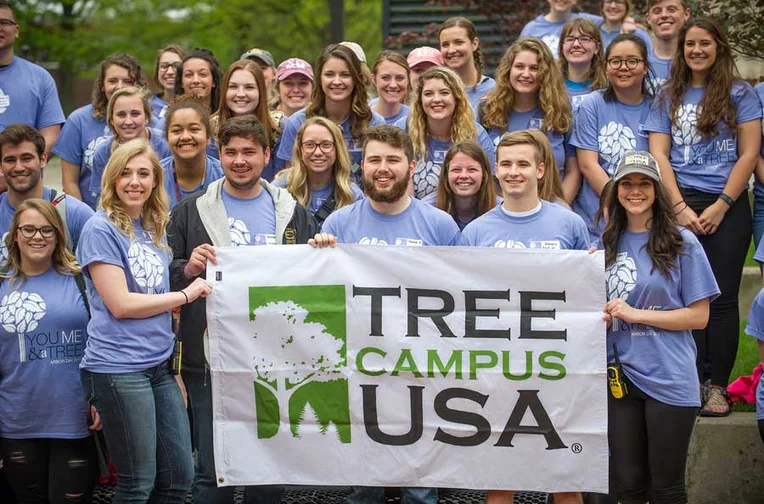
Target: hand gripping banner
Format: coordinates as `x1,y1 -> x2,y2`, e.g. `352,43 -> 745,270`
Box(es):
206,245 -> 608,492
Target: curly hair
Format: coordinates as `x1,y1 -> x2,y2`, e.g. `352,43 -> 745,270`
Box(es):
660,17 -> 740,137
558,18 -> 607,91
164,94 -> 212,141
212,60 -> 275,148
481,38 -> 572,134
306,44 -> 373,139
1,199 -> 80,289
286,117 -> 355,211
99,139 -> 169,249
174,48 -> 223,113
603,33 -> 654,102
602,174 -> 684,277
437,17 -> 484,87
435,140 -> 496,219
407,66 -> 477,161
92,53 -> 146,120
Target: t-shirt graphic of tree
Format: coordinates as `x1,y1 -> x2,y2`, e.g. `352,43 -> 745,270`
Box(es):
228,217 -> 251,247
128,241 -> 164,293
598,121 -> 637,168
0,232 -> 8,263
414,159 -> 441,200
542,35 -> 560,58
251,300 -> 344,439
606,252 -> 637,302
1,291 -> 46,362
672,104 -> 702,165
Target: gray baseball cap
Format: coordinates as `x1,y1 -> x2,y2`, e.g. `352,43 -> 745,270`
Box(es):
613,151 -> 661,182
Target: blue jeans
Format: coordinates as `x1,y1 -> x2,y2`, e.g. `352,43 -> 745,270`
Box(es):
347,486 -> 438,504
753,192 -> 764,252
184,370 -> 284,504
82,364 -> 194,504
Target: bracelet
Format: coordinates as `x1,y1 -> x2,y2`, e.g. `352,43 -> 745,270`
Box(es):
674,203 -> 688,215
672,200 -> 686,208
180,290 -> 189,304
718,193 -> 734,207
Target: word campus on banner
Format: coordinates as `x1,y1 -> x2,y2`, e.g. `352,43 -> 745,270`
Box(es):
206,245 -> 607,493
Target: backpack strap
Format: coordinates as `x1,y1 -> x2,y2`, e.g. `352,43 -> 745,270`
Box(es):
47,189 -> 74,253
312,193 -> 337,227
73,273 -> 90,317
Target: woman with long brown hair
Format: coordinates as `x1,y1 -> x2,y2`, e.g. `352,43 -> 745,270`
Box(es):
151,44 -> 185,120
601,151 -> 718,504
426,139 -> 497,229
480,37 -> 580,204
276,44 -> 385,184
558,18 -> 607,110
645,17 -> 762,416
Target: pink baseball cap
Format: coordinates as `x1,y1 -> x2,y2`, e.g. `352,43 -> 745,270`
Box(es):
276,58 -> 314,81
407,47 -> 444,69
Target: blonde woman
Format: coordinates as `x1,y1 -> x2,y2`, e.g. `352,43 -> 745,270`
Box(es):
77,138 -> 211,504
0,199 -> 97,503
395,66 -> 495,199
274,117 -> 362,227
370,51 -> 412,124
479,37 -> 580,204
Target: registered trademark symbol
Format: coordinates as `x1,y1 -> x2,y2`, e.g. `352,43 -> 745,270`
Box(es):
571,443 -> 583,454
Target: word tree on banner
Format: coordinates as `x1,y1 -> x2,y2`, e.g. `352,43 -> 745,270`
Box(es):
206,245 -> 608,493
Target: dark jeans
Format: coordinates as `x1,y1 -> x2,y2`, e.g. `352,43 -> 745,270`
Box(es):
0,436 -> 97,504
682,187 -> 751,387
184,370 -> 284,504
608,381 -> 697,504
347,487 -> 438,504
82,364 -> 194,504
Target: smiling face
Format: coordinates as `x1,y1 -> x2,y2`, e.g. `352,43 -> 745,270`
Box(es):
602,0 -> 628,24
374,60 -> 409,106
684,26 -> 717,76
495,144 -> 543,200
617,173 -> 655,218
103,65 -> 135,102
1,140 -> 44,195
16,209 -> 56,268
606,40 -> 647,92
361,140 -> 412,203
279,74 -> 313,112
300,124 -> 336,177
182,58 -> 214,101
225,69 -> 260,116
220,136 -> 270,192
439,26 -> 478,72
157,51 -> 182,92
549,0 -> 577,14
0,7 -> 19,53
447,152 -> 483,198
646,0 -> 690,41
321,57 -> 354,104
421,78 -> 456,122
509,50 -> 540,96
562,29 -> 598,66
116,153 -> 157,218
167,108 -> 209,162
112,95 -> 147,142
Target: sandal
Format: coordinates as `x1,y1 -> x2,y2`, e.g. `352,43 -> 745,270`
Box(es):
699,385 -> 730,417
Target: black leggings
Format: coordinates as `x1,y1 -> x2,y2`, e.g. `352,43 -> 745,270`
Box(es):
608,381 -> 698,504
682,187 -> 751,387
0,437 -> 97,504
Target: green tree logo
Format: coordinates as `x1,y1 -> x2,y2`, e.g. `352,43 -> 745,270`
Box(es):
249,285 -> 350,443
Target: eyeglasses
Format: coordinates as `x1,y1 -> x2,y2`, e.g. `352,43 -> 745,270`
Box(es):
18,225 -> 55,239
563,35 -> 595,45
301,141 -> 335,153
159,62 -> 179,72
0,19 -> 17,27
607,57 -> 644,70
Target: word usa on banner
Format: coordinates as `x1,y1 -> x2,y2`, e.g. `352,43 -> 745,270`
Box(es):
206,245 -> 608,493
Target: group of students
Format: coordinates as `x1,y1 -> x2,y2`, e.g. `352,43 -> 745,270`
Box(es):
1,0 -> 764,503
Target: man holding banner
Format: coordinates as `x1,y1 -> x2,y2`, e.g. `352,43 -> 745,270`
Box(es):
311,125 -> 458,503
460,130 -> 592,504
167,115 -> 317,504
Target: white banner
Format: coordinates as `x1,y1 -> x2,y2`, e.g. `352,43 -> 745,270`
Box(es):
206,245 -> 608,493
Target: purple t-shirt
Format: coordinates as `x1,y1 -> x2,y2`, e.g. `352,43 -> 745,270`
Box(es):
571,90 -> 651,241
606,228 -> 719,406
272,176 -> 363,214
323,197 -> 459,246
520,13 -> 603,58
160,155 -> 224,210
744,287 -> 764,419
0,56 -> 65,132
0,267 -> 90,439
751,83 -> 764,200
221,187 -> 277,247
52,104 -> 111,209
77,211 -> 174,373
645,81 -> 761,193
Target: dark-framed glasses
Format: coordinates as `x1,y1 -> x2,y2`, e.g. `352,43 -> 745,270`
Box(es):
18,225 -> 56,239
301,141 -> 335,153
607,57 -> 644,70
